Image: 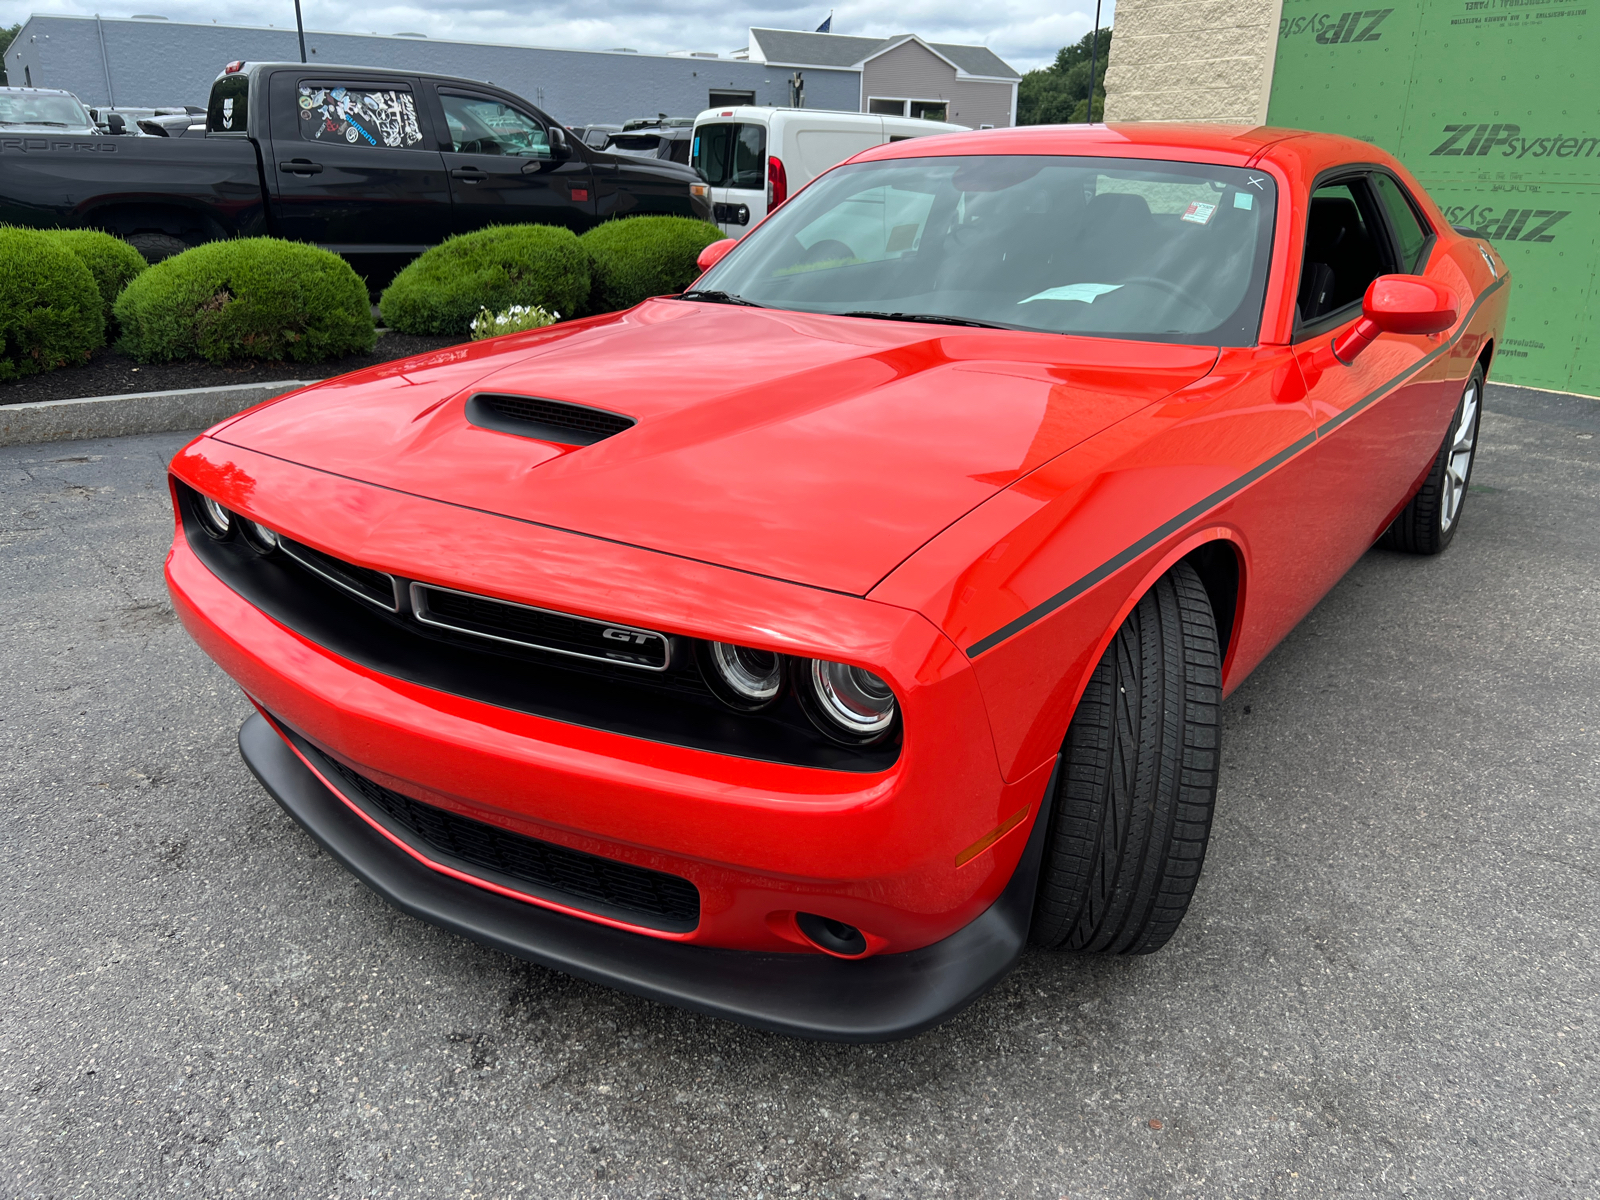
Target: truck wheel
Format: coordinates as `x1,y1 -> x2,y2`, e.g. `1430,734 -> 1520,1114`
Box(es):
1030,560 -> 1221,955
1381,364 -> 1484,555
124,232 -> 188,263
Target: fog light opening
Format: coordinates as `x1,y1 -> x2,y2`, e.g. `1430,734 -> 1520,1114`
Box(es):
795,912 -> 868,958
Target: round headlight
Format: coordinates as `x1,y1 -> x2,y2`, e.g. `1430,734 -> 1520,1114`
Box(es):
703,641 -> 784,710
241,519 -> 279,552
803,659 -> 897,742
197,494 -> 232,538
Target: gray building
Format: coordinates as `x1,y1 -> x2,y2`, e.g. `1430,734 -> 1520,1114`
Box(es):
740,29 -> 1020,128
2,16 -> 856,124
5,16 -> 1018,129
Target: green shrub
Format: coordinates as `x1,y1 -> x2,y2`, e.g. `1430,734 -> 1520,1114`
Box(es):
39,229 -> 147,329
580,216 -> 726,313
470,302 -> 562,340
379,225 -> 590,336
114,238 -> 376,364
0,227 -> 105,381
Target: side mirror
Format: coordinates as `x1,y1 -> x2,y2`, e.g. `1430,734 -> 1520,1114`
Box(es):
548,126 -> 573,161
106,113 -> 127,135
1333,275 -> 1458,364
696,238 -> 738,273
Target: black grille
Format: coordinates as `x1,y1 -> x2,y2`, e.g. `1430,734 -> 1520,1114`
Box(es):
280,537 -> 398,610
465,393 -> 635,446
414,584 -> 670,671
299,735 -> 701,931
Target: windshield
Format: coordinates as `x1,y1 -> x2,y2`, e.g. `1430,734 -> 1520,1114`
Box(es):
695,155 -> 1279,344
0,93 -> 92,127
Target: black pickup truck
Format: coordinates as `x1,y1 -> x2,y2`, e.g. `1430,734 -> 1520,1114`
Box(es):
0,61 -> 712,266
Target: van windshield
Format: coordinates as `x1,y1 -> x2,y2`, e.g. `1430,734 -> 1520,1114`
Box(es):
692,154 -> 1279,345
693,123 -> 765,189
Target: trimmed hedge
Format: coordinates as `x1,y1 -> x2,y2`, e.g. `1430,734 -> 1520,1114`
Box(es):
39,229 -> 147,330
114,238 -> 376,364
379,225 -> 590,336
581,216 -> 725,313
0,227 -> 105,382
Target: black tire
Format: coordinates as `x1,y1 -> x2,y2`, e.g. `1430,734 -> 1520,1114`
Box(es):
1030,560 -> 1222,955
123,232 -> 188,264
1381,364 -> 1485,555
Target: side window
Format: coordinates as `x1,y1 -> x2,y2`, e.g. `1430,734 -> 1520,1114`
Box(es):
298,83 -> 424,148
440,93 -> 550,158
1297,179 -> 1388,325
1373,173 -> 1432,272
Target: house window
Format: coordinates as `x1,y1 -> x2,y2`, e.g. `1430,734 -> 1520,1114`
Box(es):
909,100 -> 948,122
868,98 -> 906,116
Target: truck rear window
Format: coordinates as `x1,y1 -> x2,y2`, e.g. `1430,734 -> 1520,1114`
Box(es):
207,75 -> 249,134
298,84 -> 424,149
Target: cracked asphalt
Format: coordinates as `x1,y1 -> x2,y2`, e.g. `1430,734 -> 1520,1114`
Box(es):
2,383 -> 1596,1199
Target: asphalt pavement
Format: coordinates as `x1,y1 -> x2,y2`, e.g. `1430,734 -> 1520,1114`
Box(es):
2,383 -> 1595,1199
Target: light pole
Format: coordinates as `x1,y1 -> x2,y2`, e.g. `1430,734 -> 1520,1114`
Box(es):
293,0 -> 307,63
1085,0 -> 1103,124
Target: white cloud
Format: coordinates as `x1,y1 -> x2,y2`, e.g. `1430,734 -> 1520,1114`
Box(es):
1,0 -> 1115,72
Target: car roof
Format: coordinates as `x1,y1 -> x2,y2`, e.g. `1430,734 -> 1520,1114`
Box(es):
851,122 -> 1380,171
0,86 -> 81,97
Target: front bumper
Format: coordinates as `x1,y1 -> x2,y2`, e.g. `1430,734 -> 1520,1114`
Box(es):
243,711 -> 1052,1041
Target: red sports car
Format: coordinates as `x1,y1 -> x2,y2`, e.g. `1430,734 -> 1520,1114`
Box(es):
166,124 -> 1508,1041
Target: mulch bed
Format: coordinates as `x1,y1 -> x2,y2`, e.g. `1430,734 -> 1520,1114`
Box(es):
0,333 -> 464,407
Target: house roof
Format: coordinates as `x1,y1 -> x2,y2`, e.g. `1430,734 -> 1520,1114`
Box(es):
748,28 -> 1020,80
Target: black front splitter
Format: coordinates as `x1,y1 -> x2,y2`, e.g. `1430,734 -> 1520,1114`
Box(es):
239,712 -> 1051,1042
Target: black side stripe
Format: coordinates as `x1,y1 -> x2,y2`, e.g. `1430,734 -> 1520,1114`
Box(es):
966,274 -> 1506,659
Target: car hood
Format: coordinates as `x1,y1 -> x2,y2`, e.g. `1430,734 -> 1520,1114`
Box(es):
216,301 -> 1218,595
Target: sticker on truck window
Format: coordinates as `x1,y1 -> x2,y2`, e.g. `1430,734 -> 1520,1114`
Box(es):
298,85 -> 423,148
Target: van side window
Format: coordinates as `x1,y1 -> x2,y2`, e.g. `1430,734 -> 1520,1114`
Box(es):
298,83 -> 424,148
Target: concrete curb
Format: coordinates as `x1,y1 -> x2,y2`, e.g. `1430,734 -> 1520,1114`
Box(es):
0,380 -> 311,448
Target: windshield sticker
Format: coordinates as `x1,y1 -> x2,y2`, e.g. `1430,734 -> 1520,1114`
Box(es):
1181,201 -> 1217,225
1018,283 -> 1125,304
1233,192 -> 1254,210
298,85 -> 423,148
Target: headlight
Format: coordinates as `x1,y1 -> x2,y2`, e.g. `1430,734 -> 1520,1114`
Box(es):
196,494 -> 233,538
241,519 -> 279,552
702,641 -> 784,710
800,659 -> 897,743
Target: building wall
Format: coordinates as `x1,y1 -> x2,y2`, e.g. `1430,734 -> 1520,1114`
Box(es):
6,15 -> 860,126
1102,0 -> 1285,124
859,41 -> 1015,128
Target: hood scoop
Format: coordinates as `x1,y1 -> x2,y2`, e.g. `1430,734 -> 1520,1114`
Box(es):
465,393 -> 636,447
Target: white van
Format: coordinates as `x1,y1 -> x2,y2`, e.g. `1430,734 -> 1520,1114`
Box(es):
691,107 -> 968,237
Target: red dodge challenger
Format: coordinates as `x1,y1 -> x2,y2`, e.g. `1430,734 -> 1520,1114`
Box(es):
166,124 -> 1508,1040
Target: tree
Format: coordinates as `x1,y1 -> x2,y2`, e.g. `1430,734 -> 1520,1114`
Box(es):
1017,28 -> 1113,125
0,24 -> 20,87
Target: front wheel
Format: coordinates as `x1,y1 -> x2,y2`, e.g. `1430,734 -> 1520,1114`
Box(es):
1382,364 -> 1484,555
1030,560 -> 1222,955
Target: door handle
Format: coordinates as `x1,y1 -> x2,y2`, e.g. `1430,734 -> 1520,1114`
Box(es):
450,167 -> 488,182
278,159 -> 323,175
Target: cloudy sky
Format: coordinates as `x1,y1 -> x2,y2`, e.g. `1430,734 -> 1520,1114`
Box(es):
1,0 -> 1115,73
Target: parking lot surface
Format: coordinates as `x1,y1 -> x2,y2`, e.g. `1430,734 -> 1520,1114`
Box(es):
2,384 -> 1596,1199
